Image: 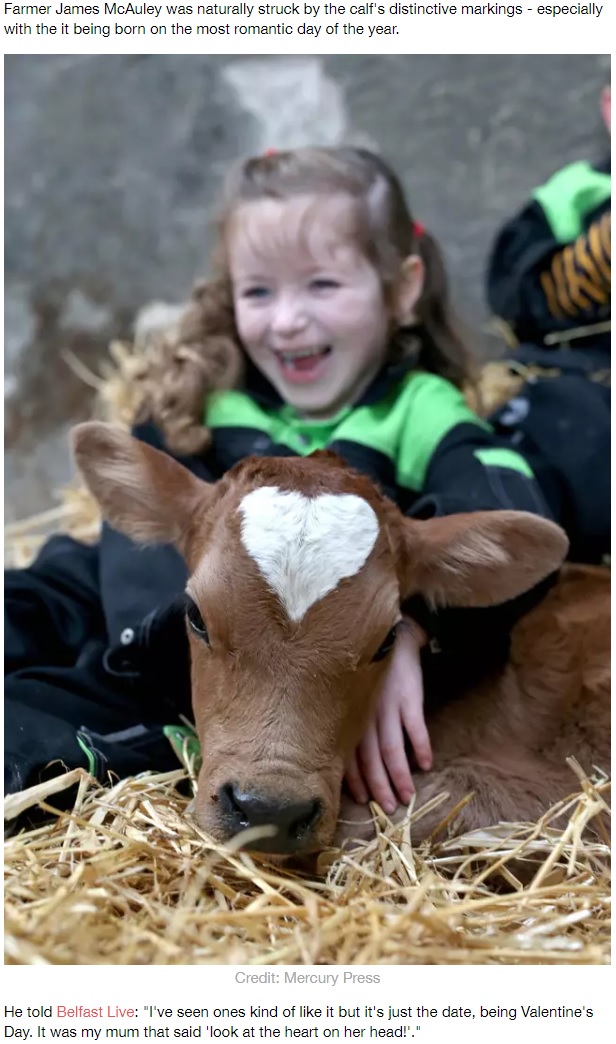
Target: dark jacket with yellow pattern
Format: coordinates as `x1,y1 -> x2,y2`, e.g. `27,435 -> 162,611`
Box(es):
488,158 -> 611,358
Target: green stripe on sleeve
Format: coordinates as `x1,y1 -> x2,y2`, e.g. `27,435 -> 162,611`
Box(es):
333,372 -> 492,492
533,161 -> 611,244
474,447 -> 534,478
396,373 -> 491,490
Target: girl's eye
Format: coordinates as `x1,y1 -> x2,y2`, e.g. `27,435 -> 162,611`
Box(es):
242,286 -> 270,299
310,278 -> 340,291
186,598 -> 210,644
371,625 -> 399,663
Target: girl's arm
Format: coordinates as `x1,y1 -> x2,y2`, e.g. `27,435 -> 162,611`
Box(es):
347,377 -> 554,810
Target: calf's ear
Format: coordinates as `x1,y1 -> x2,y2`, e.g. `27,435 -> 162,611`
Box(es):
71,422 -> 210,550
399,510 -> 569,608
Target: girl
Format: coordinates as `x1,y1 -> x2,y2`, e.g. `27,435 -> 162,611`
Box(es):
5,147 -> 554,820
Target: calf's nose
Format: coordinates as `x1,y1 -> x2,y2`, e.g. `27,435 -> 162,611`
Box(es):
218,783 -> 322,853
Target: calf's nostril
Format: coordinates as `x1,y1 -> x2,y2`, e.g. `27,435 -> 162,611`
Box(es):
220,782 -> 251,828
290,798 -> 322,839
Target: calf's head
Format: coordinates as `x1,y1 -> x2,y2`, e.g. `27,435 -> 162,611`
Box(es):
73,423 -> 568,854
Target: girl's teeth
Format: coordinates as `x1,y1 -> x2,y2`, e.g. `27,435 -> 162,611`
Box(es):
280,349 -> 324,361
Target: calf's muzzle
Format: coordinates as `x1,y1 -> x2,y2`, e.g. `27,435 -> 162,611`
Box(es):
218,783 -> 323,854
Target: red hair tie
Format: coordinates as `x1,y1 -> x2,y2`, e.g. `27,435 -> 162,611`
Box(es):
264,148 -> 278,157
413,221 -> 425,238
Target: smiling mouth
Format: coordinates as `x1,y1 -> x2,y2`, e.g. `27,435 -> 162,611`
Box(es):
273,346 -> 332,363
272,346 -> 332,382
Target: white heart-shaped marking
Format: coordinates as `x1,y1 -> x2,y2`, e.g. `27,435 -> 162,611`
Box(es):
238,486 -> 379,622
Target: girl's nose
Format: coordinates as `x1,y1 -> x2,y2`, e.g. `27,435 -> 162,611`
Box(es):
271,293 -> 308,337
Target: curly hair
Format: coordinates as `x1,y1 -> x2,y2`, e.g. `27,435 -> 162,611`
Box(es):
136,146 -> 478,455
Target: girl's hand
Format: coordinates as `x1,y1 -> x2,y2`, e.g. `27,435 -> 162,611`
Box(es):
345,617 -> 432,814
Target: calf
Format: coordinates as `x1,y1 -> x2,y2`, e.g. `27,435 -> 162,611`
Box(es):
73,423 -> 611,854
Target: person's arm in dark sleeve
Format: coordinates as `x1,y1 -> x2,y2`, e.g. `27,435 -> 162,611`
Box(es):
489,205 -> 610,338
399,374 -> 551,522
487,161 -> 611,343
5,536 -> 104,675
401,447 -> 559,700
398,377 -> 558,692
411,424 -> 550,522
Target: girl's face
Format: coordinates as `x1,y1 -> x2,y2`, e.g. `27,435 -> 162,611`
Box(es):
228,195 -> 392,418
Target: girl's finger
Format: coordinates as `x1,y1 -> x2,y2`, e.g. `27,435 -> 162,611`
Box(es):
344,751 -> 369,805
357,725 -> 398,814
401,701 -> 433,771
376,708 -> 415,805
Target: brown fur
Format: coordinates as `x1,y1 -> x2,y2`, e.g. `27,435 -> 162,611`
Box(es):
339,565 -> 610,844
73,423 -> 610,853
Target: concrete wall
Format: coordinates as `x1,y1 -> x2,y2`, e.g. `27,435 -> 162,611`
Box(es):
4,54 -> 610,518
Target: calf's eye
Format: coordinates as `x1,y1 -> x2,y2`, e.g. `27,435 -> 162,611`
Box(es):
372,625 -> 399,663
186,598 -> 210,644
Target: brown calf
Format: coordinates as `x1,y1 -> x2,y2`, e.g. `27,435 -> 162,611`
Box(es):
73,423 -> 611,854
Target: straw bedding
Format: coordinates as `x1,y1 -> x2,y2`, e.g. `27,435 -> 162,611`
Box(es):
4,343 -> 611,965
